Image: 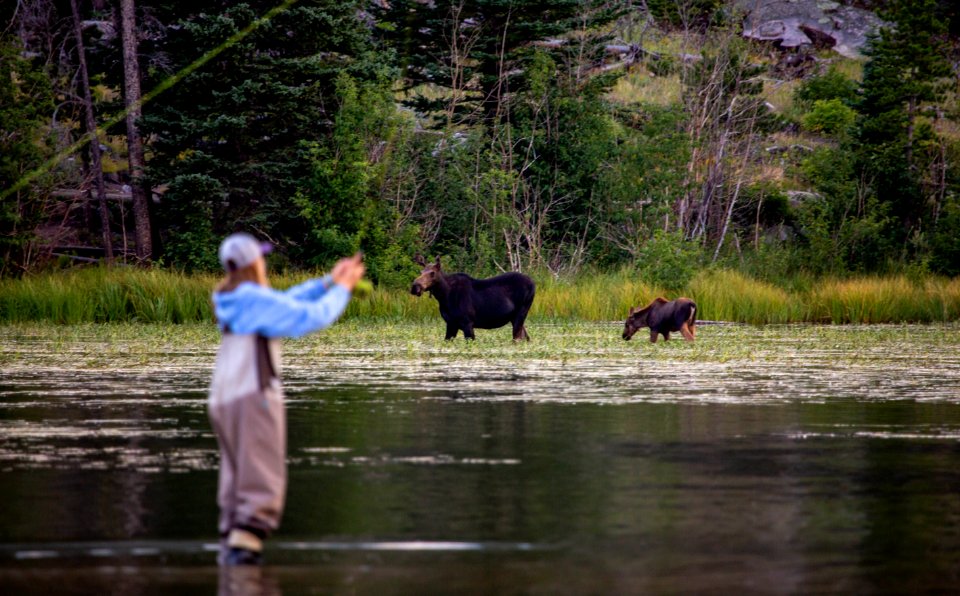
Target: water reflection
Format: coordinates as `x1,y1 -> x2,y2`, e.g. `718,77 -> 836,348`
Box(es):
2,325 -> 960,592
219,566 -> 281,596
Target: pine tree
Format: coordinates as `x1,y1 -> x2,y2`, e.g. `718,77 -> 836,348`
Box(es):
374,0 -> 623,127
0,37 -> 54,274
856,0 -> 951,241
139,0 -> 388,269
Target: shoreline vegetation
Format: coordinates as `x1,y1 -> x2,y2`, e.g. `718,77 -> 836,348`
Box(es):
0,268 -> 958,326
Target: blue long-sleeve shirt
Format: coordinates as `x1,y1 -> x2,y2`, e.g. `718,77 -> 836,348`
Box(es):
213,275 -> 351,338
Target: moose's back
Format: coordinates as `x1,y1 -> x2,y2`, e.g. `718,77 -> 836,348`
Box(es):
464,273 -> 535,329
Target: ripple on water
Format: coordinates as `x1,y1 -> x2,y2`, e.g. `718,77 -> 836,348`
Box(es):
1,539 -> 543,563
786,426 -> 960,442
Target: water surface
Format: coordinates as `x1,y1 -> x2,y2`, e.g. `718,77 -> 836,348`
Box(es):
1,323 -> 959,593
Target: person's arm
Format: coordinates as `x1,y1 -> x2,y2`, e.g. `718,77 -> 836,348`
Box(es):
225,283 -> 352,338
283,275 -> 335,301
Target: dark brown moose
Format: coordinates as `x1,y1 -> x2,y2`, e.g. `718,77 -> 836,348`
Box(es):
411,256 -> 535,341
622,297 -> 697,343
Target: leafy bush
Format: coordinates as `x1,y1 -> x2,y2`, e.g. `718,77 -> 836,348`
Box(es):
795,147 -> 898,273
801,99 -> 857,137
795,67 -> 859,107
930,198 -> 960,276
0,38 -> 55,275
635,230 -> 703,290
646,0 -> 726,29
159,174 -> 222,271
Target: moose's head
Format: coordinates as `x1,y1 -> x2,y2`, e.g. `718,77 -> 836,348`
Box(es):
622,304 -> 652,341
411,255 -> 442,297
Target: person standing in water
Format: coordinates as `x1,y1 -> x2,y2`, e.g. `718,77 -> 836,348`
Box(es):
209,232 -> 365,565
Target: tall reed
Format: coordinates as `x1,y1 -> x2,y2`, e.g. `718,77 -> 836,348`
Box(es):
0,268 -> 215,324
529,271 -> 665,321
0,267 -> 958,325
805,276 -> 960,323
688,270 -> 800,324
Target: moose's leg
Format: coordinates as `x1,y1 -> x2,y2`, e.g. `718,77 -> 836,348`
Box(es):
663,331 -> 671,341
462,323 -> 476,340
649,329 -> 658,343
512,305 -> 532,342
512,322 -> 530,341
445,323 -> 459,340
682,304 -> 697,340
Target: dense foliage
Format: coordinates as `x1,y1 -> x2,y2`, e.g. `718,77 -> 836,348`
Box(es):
1,0 -> 958,285
0,36 -> 55,275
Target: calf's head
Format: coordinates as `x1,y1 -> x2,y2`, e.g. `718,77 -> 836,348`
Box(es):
411,255 -> 442,296
622,305 -> 652,340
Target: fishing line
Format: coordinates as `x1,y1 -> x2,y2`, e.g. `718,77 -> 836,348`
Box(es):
0,0 -> 300,203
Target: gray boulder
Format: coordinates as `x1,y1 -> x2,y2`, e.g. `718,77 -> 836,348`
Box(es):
736,0 -> 884,58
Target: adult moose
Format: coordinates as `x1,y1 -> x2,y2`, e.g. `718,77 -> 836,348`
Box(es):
410,256 -> 535,341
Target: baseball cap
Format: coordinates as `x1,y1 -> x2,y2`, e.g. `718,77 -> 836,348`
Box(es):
218,233 -> 273,271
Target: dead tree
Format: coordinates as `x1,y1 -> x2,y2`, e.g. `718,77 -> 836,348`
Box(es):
70,0 -> 113,262
119,0 -> 152,261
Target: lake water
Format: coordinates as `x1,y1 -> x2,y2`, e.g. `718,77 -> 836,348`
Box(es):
1,323 -> 960,593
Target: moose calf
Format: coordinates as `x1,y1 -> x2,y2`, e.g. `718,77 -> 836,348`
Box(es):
622,297 -> 697,343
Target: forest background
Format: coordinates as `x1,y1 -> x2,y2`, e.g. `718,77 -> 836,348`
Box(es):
1,0 -> 959,323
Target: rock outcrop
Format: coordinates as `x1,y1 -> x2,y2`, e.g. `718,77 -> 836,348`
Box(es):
736,0 -> 884,58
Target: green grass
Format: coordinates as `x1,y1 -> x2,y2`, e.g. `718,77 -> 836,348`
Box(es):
0,267 -> 958,325
0,268 -> 216,324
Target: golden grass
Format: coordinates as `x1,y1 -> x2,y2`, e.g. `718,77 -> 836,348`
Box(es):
610,71 -> 683,106
688,270 -> 799,324
830,57 -> 864,82
1,268 -> 958,325
806,276 -> 960,324
528,273 -> 665,320
762,78 -> 800,114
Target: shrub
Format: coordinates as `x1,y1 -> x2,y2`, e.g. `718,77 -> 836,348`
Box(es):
801,99 -> 857,137
795,66 -> 859,107
635,230 -> 703,290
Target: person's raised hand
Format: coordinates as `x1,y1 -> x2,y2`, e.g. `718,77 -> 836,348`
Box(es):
332,253 -> 365,291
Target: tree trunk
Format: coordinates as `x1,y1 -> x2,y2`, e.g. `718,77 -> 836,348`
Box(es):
70,0 -> 113,263
906,96 -> 916,170
119,0 -> 152,262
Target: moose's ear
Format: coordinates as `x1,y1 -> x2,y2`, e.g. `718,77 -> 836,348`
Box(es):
628,306 -> 637,316
435,255 -> 442,269
414,254 -> 426,266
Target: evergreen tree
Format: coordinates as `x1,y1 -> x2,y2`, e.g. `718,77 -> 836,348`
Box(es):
644,0 -> 724,31
139,0 -> 390,269
374,0 -> 623,126
856,0 -> 951,247
0,37 -> 55,274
